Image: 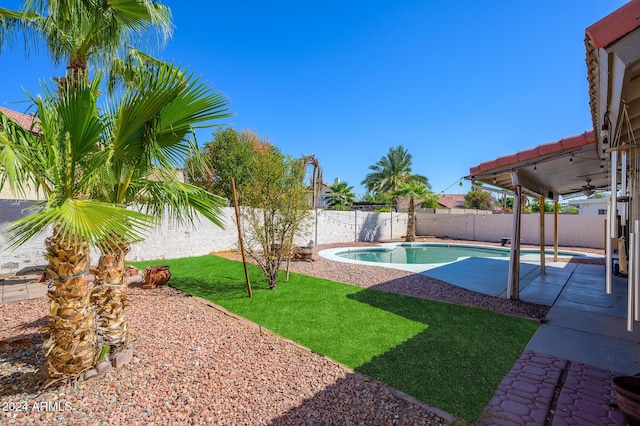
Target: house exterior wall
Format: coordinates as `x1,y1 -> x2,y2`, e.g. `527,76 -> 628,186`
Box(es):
570,199 -> 608,215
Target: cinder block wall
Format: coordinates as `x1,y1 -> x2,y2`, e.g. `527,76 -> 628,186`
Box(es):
1,201 -> 603,274
414,212 -> 604,248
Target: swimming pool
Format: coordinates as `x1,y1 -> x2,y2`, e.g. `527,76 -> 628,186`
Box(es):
319,243 -> 595,273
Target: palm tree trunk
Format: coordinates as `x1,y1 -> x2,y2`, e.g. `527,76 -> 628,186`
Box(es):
406,197 -> 416,242
92,241 -> 131,355
41,232 -> 99,380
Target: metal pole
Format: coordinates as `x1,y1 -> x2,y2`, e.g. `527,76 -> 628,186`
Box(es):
628,223 -> 635,331
354,210 -> 357,242
553,200 -> 559,262
611,151 -> 618,238
606,198 -> 612,294
627,220 -> 640,321
390,211 -> 393,240
231,178 -> 252,298
539,196 -> 546,275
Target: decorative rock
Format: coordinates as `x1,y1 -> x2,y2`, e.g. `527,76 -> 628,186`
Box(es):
84,368 -> 99,381
96,361 -> 112,378
115,348 -> 134,368
126,274 -> 144,285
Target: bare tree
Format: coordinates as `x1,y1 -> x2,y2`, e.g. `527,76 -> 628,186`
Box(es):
240,148 -> 311,289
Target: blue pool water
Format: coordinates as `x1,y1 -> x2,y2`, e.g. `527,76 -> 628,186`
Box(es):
334,243 -> 584,265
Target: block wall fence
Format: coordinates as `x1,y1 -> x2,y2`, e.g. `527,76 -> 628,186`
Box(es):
0,200 -> 605,274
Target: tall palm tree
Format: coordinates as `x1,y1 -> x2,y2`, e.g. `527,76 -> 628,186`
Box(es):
0,0 -> 172,86
1,75 -> 155,381
326,181 -> 356,210
361,145 -> 428,204
89,62 -> 230,355
392,182 -> 434,242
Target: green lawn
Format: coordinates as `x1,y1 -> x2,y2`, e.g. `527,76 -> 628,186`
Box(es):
133,255 -> 537,421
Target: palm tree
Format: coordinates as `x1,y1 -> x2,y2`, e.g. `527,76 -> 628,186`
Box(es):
1,75 -> 155,381
89,63 -> 230,355
392,182 -> 433,242
1,62 -> 231,379
326,181 -> 355,210
361,145 -> 428,204
0,0 -> 172,87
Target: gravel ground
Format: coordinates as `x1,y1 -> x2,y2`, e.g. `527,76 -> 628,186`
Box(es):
0,238 -> 603,425
1,286 -> 448,425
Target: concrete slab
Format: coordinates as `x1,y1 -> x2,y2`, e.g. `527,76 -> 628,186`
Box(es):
422,257 -> 539,297
519,282 -> 564,306
3,289 -> 27,297
2,283 -> 28,292
2,294 -> 29,303
542,263 -> 578,276
575,263 -> 610,276
528,274 -> 570,285
545,306 -> 640,342
526,324 -> 640,376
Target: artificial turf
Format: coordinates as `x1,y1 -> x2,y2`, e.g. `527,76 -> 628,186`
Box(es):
133,254 -> 537,421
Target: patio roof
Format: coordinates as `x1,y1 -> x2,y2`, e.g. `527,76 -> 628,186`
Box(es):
467,131 -> 602,200
585,0 -> 640,160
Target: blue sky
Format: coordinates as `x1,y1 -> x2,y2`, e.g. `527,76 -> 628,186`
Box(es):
0,1 -> 628,197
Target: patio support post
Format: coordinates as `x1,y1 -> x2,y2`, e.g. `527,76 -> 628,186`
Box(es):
507,185 -> 522,300
608,150 -> 618,294
554,200 -> 559,262
539,196 -> 546,275
627,220 -> 640,321
606,198 -> 613,294
627,220 -> 635,331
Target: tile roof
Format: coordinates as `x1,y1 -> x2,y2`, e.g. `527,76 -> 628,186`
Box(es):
437,194 -> 466,209
0,106 -> 40,134
585,0 -> 640,49
397,193 -> 466,210
585,0 -> 640,156
468,131 -> 594,176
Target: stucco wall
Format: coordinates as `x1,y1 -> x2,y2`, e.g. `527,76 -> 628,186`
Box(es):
415,212 -> 605,248
0,205 -> 410,274
1,203 -> 604,274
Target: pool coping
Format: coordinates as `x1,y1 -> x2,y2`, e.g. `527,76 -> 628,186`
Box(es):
318,242 -> 602,274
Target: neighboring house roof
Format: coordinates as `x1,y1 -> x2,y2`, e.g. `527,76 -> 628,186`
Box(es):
0,106 -> 40,134
397,193 -> 466,210
437,194 -> 466,209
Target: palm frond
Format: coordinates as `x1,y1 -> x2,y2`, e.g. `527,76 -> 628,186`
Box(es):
3,198 -> 155,250
137,178 -> 226,228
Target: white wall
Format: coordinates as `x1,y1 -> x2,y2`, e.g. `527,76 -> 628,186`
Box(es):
0,205 -> 408,274
415,212 -> 604,248
1,203 -> 605,274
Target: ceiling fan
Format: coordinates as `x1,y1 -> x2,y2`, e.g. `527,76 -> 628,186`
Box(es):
582,178 -> 595,197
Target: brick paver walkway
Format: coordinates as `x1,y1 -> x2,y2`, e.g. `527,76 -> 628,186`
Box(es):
484,350 -> 625,425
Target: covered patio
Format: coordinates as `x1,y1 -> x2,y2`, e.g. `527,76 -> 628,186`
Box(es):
467,0 -> 640,337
